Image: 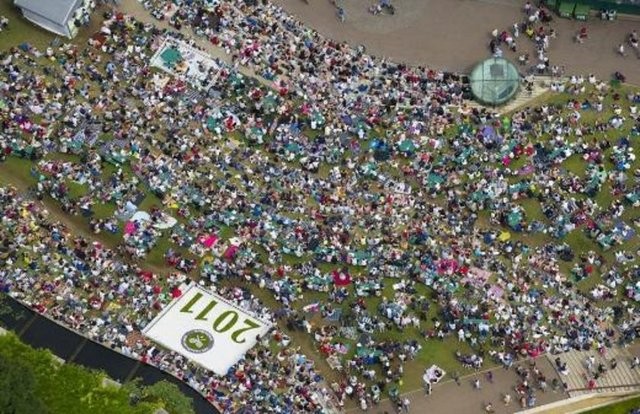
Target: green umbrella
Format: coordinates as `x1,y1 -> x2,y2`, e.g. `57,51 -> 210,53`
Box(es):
229,73 -> 244,87
285,142 -> 301,153
160,47 -> 182,67
249,126 -> 265,140
427,173 -> 444,186
206,116 -> 219,131
263,95 -> 277,110
362,162 -> 377,175
507,211 -> 522,228
312,111 -> 325,125
399,139 -> 417,153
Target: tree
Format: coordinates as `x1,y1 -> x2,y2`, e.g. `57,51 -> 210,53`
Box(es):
0,292 -> 25,325
124,379 -> 195,414
0,333 -> 194,414
0,333 -> 160,414
145,381 -> 195,414
0,352 -> 48,414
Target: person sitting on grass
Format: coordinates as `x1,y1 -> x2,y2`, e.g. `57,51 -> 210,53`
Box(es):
0,16 -> 8,32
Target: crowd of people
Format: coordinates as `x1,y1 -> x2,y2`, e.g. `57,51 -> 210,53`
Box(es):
0,0 -> 639,412
0,185 -> 330,412
491,1 -> 562,77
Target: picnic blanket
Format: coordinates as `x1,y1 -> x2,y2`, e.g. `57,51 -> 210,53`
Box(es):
423,365 -> 446,384
461,267 -> 491,288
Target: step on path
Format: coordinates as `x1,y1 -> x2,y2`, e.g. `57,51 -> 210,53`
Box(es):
547,347 -> 640,397
455,76 -> 562,115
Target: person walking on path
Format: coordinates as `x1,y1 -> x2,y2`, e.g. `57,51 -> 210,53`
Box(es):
452,371 -> 462,386
503,393 -> 512,405
618,43 -> 627,57
424,379 -> 432,395
486,371 -> 494,384
401,397 -> 410,413
577,27 -> 588,43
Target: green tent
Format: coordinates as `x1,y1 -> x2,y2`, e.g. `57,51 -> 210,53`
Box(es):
362,162 -> 377,176
574,2 -> 591,19
206,116 -> 219,131
285,142 -> 302,153
356,346 -> 382,358
398,139 -> 417,153
352,250 -> 371,261
248,127 -> 265,142
262,95 -> 277,111
559,1 -> 576,18
456,147 -> 474,164
160,47 -> 182,67
626,192 -> 640,204
311,111 -> 325,125
427,173 -> 444,186
507,211 -> 523,229
229,73 -> 244,88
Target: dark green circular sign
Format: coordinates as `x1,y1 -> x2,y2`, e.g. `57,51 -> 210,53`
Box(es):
181,329 -> 214,353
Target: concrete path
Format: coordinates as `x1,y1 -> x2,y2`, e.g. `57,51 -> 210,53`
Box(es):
347,356 -> 566,414
275,0 -> 640,84
549,347 -> 640,397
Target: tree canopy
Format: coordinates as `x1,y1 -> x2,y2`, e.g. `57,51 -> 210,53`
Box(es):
124,379 -> 196,414
0,332 -> 195,414
0,352 -> 47,414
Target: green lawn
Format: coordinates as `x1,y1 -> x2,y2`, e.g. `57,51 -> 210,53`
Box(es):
584,395 -> 640,414
564,154 -> 587,178
66,181 -> 88,199
0,0 -> 55,49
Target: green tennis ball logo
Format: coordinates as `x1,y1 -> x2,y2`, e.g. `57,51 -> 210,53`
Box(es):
181,329 -> 214,353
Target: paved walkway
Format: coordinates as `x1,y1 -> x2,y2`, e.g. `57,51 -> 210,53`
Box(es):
519,393 -> 634,414
347,356 -> 566,414
275,0 -> 640,84
549,346 -> 640,397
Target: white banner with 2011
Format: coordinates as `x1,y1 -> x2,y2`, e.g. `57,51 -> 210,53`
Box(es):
143,284 -> 272,375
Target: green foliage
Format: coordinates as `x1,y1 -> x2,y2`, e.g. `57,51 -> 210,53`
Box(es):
583,395 -> 640,414
123,379 -> 196,414
0,352 -> 48,414
0,292 -> 22,320
37,363 -> 148,414
0,333 -> 192,414
145,381 -> 195,414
